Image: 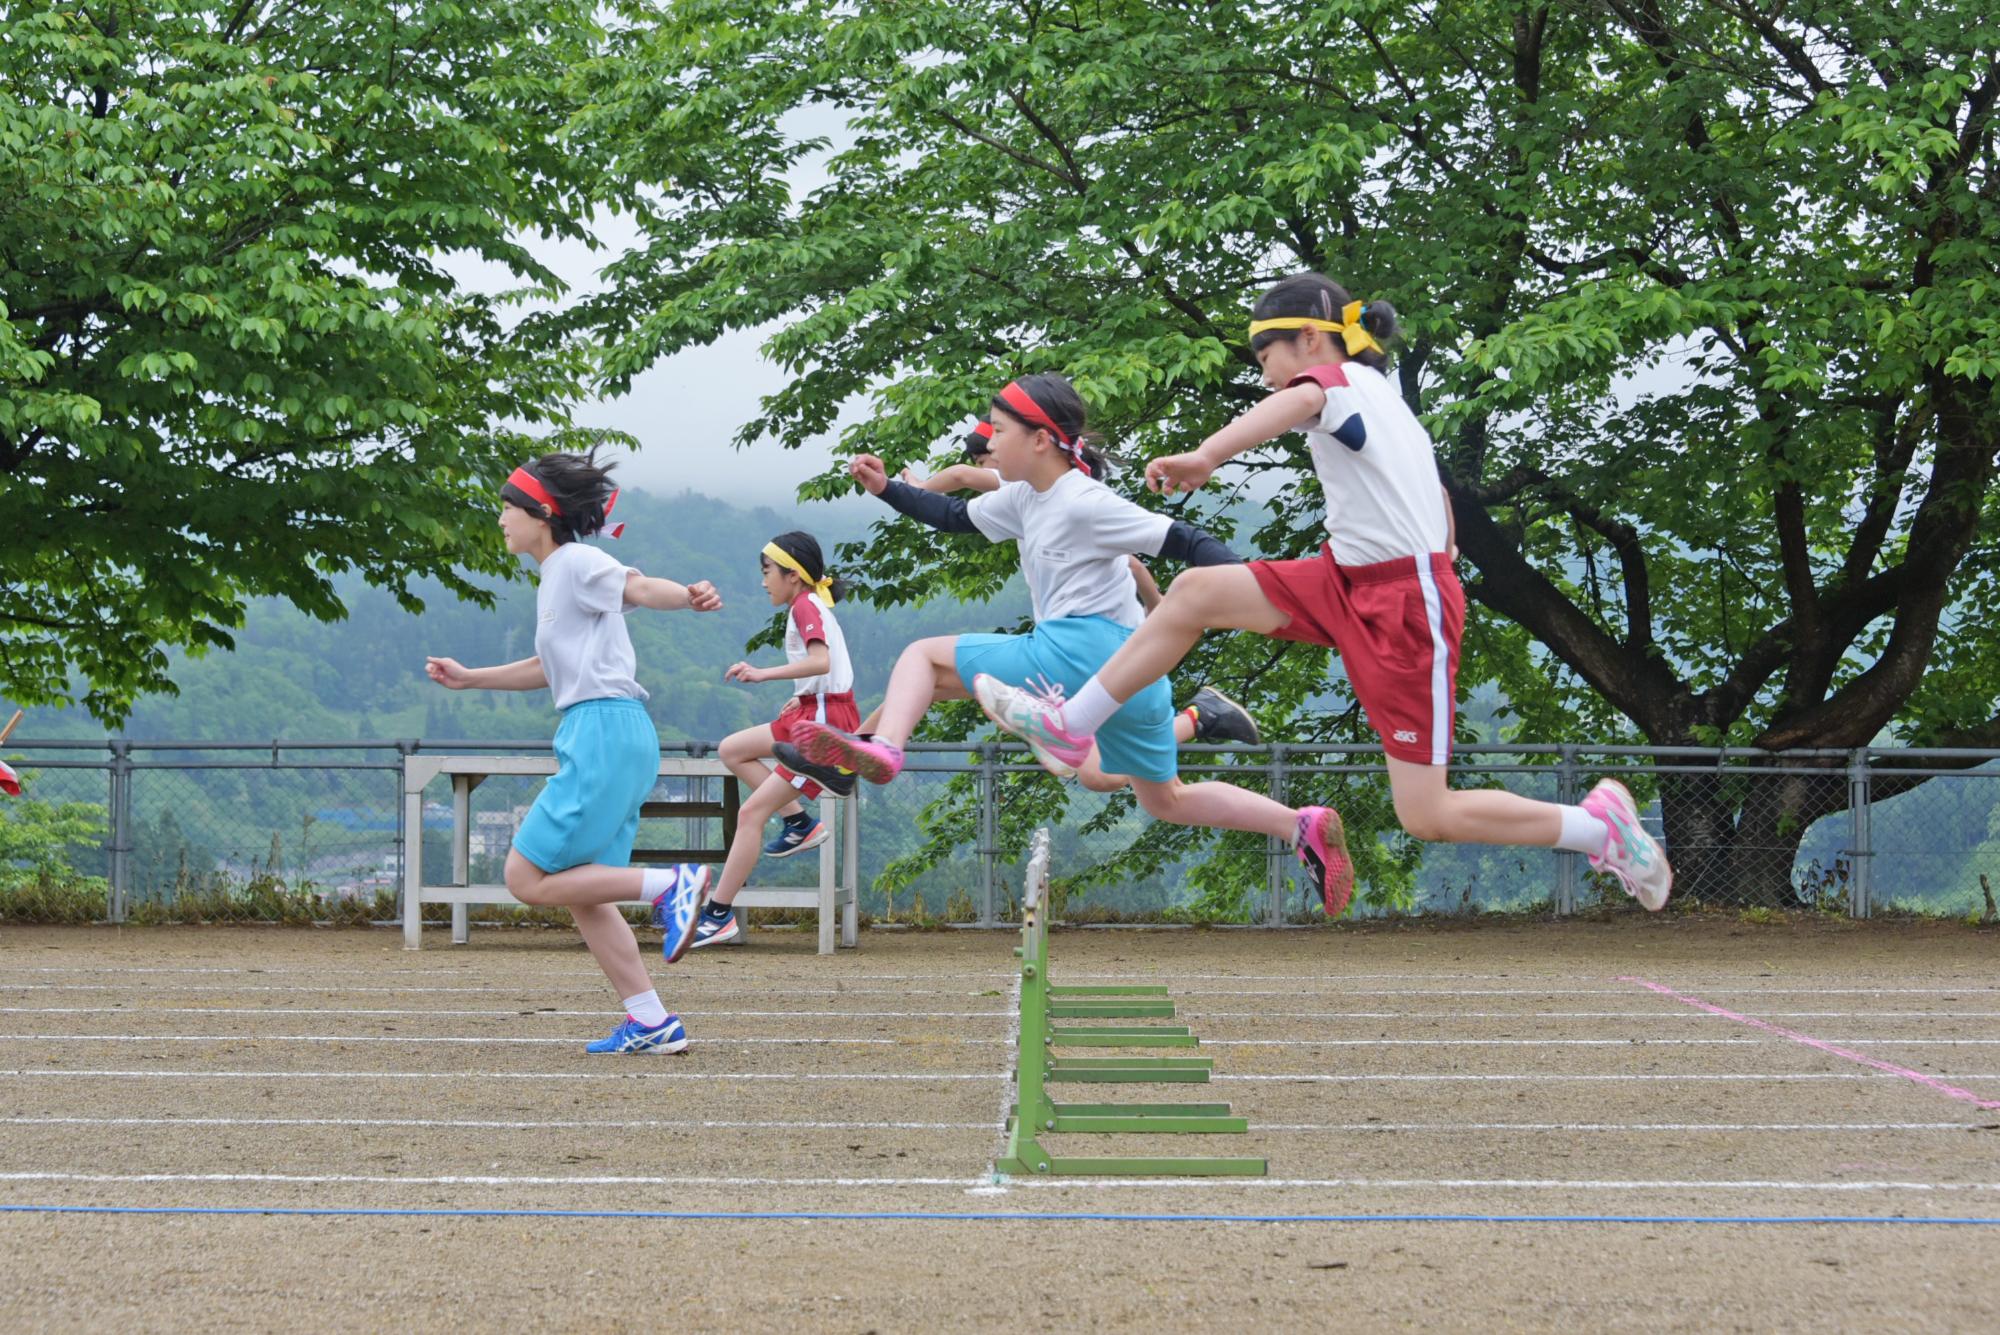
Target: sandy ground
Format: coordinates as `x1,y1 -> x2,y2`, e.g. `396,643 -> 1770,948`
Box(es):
2,916 -> 1997,1331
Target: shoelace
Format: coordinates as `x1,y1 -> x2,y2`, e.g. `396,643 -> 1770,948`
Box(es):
1024,674 -> 1071,726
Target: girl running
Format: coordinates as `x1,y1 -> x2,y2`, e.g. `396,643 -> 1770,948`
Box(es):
786,373 -> 1351,907
424,450 -> 720,1053
976,275 -> 1673,912
693,532 -> 857,948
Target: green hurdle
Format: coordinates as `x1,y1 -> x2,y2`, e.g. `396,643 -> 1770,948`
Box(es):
993,828 -> 1266,1177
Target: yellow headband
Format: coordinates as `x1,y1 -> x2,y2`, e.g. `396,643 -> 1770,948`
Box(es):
1247,301 -> 1383,358
762,542 -> 836,605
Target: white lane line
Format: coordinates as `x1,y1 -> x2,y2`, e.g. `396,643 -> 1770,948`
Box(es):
0,1069 -> 1005,1082
8,1068 -> 1994,1086
0,1116 -> 991,1131
1213,1072 -> 2000,1084
27,1031 -> 1984,1055
0,1033 -> 1006,1047
5,981 -> 1992,1000
1187,1011 -> 2000,1021
1,1117 -> 1976,1134
3,1171 -> 1995,1194
0,1007 -> 1013,1020
0,985 -> 995,998
1255,1122 -> 1990,1133
0,968 -> 1016,981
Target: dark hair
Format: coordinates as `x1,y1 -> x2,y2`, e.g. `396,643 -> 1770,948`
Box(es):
989,372 -> 1109,479
1248,273 -> 1399,372
764,530 -> 851,604
499,448 -> 619,544
962,416 -> 993,461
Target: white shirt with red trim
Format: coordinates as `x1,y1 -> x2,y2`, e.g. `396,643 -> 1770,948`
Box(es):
785,591 -> 853,697
1291,362 -> 1449,567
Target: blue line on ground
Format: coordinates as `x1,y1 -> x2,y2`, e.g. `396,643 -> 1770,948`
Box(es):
3,1204 -> 1999,1226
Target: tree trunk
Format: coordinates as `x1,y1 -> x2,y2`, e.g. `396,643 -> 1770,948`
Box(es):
1657,758 -> 1851,908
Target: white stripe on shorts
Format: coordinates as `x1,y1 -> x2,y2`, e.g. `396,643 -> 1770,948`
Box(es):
1413,559 -> 1450,765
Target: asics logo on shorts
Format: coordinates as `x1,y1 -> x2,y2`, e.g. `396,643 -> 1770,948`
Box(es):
1393,729 -> 1418,744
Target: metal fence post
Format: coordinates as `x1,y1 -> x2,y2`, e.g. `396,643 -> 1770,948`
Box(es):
1265,743 -> 1288,925
979,743 -> 998,926
1849,747 -> 1873,919
107,739 -> 134,923
1555,745 -> 1579,916
395,740 -> 418,922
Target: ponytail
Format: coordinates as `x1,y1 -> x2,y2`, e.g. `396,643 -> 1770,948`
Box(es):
1248,273 -> 1399,372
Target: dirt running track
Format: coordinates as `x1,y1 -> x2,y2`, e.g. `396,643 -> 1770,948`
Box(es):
1,917 -> 1997,1331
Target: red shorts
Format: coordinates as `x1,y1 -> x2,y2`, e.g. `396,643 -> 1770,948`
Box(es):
1247,546 -> 1463,765
770,691 -> 861,799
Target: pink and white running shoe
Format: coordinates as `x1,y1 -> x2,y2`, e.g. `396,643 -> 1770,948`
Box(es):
1580,778 -> 1672,911
791,720 -> 905,785
1295,806 -> 1355,916
972,674 -> 1094,779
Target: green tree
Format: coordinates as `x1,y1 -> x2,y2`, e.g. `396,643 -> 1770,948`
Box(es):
1,1 -> 621,724
0,776 -> 108,877
577,0 -> 1999,907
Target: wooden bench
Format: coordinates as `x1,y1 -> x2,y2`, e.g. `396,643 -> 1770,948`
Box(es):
400,754 -> 859,953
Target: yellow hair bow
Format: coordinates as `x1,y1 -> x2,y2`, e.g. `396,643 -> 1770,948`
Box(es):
1247,301 -> 1383,358
762,542 -> 836,605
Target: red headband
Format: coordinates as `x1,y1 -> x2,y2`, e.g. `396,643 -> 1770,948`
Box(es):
506,466 -> 625,539
996,382 -> 1090,477
974,420 -> 994,440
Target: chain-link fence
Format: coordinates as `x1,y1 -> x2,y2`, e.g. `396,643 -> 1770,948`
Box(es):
2,738 -> 1997,924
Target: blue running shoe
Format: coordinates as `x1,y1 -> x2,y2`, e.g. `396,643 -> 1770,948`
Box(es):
585,1014 -> 688,1054
689,902 -> 742,950
763,817 -> 828,858
651,863 -> 710,964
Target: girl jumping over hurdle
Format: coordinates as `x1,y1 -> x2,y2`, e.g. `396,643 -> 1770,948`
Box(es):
770,422 -> 1260,800
975,274 -> 1673,912
692,531 -> 857,949
785,372 -> 1353,908
424,450 -> 721,1053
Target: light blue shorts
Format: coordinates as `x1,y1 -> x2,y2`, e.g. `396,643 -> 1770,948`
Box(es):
512,698 -> 661,873
954,616 -> 1177,783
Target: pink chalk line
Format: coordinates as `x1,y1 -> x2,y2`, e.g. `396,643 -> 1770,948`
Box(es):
1618,976 -> 2000,1112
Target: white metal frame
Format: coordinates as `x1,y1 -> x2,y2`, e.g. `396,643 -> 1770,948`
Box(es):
400,754 -> 859,953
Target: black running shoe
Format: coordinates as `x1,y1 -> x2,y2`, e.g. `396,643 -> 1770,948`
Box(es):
1188,686 -> 1261,745
770,739 -> 858,798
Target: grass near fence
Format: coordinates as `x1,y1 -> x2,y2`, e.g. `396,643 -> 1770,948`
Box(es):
7,866 -> 1997,930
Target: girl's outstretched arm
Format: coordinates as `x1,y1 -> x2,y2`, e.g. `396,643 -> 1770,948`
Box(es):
1146,381 -> 1326,494
624,574 -> 723,612
723,642 -> 831,684
425,656 -> 548,691
913,463 -> 1003,494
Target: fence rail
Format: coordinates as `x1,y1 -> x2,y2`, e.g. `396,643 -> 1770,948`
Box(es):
2,737 -> 1997,925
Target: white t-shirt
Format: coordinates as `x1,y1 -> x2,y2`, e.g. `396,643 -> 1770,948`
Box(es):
1293,362 -> 1449,566
533,542 -> 647,710
967,469 -> 1172,629
784,591 -> 853,697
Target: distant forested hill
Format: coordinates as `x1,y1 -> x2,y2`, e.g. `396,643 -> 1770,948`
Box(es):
24,488 -> 1028,744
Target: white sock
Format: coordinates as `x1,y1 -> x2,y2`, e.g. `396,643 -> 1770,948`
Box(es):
1061,678 -> 1122,735
622,989 -> 669,1028
1554,805 -> 1610,857
640,867 -> 676,905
